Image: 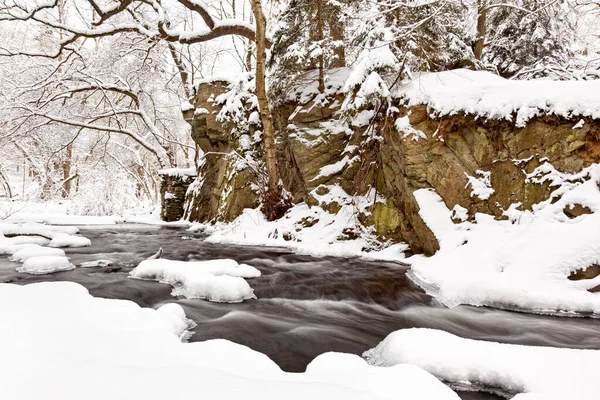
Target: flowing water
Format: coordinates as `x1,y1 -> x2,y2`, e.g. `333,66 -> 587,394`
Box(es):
2,225 -> 600,399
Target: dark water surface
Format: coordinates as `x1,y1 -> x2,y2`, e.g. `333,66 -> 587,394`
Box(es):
2,225 -> 600,399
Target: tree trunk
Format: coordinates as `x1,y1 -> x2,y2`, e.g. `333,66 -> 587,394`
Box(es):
250,0 -> 288,220
474,0 -> 487,60
62,143 -> 73,198
316,0 -> 325,93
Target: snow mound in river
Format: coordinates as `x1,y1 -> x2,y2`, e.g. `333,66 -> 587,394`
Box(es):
17,255 -> 75,275
0,281 -> 458,400
130,259 -> 261,303
364,328 -> 600,398
0,222 -> 90,274
9,245 -> 66,262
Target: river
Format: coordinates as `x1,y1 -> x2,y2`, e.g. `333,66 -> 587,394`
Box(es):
2,225 -> 599,399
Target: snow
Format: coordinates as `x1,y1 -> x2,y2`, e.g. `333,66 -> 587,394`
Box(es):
200,185 -> 408,260
345,46 -> 397,91
0,201 -> 118,225
465,170 -> 495,200
395,115 -> 427,140
0,281 -> 456,400
158,168 -> 197,178
48,233 -> 91,248
312,155 -> 359,181
0,221 -> 94,274
394,69 -> 600,126
80,259 -> 113,268
129,259 -> 261,303
408,162 -> 600,315
9,245 -> 65,262
17,255 -> 75,275
180,100 -> 195,112
286,67 -> 350,104
306,352 -> 459,400
364,328 -> 600,398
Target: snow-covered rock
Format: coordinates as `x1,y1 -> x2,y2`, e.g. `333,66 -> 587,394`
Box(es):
129,259 -> 261,303
17,256 -> 75,275
48,233 -> 91,248
408,162 -> 600,316
80,259 -> 113,268
364,328 -> 600,398
394,69 -> 600,126
9,245 -> 66,262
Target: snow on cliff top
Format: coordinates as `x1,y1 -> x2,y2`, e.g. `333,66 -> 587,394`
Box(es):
394,69 -> 600,126
284,67 -> 600,125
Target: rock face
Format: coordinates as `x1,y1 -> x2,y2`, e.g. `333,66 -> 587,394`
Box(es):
183,81 -> 259,223
159,171 -> 196,222
180,82 -> 600,255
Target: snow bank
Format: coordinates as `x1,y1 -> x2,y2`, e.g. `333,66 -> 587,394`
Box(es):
0,201 -> 119,225
394,69 -> 600,126
200,185 -> 408,260
307,352 -> 459,400
17,256 -> 75,275
364,328 -> 600,398
0,282 -> 457,400
130,259 -> 261,303
0,222 -> 79,238
408,162 -> 600,315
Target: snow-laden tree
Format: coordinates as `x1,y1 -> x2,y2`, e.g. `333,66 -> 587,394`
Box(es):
351,1 -> 474,75
269,0 -> 351,102
481,0 -> 577,78
0,0 -> 289,217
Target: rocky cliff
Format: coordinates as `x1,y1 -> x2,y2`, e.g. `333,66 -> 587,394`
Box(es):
180,72 -> 600,256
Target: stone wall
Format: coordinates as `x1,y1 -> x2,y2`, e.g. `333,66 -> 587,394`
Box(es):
182,82 -> 600,255
160,170 -> 197,222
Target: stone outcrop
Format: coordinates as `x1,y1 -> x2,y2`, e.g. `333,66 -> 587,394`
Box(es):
180,81 -> 600,255
159,170 -> 196,222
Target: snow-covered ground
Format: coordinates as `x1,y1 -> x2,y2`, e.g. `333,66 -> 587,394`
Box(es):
0,199 -> 190,227
0,281 -> 460,400
408,162 -> 600,316
192,186 -> 408,261
365,328 -> 600,398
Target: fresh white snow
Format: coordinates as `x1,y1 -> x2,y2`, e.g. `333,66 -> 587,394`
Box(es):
364,328 -> 600,398
9,245 -> 66,262
196,185 -> 408,261
0,282 -> 458,400
408,162 -> 600,315
130,259 -> 261,302
48,233 -> 91,248
80,259 -> 113,268
394,69 -> 600,126
17,255 -> 75,275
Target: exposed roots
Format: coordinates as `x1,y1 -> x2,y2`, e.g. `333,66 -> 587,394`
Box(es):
261,188 -> 292,221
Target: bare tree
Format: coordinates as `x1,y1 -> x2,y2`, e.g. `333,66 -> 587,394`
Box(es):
1,0 -> 287,214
